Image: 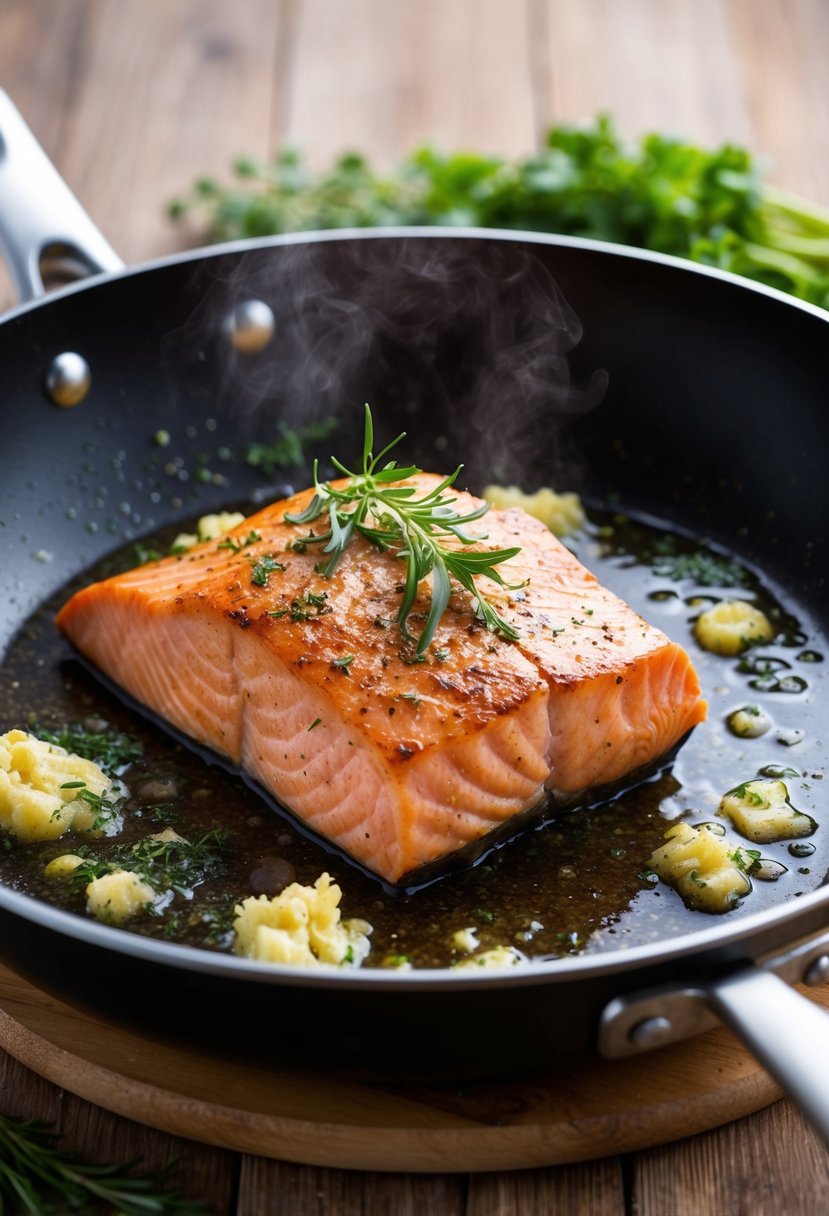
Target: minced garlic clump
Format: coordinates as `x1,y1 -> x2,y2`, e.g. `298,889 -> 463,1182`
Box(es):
727,705 -> 772,739
452,945 -> 524,970
694,600 -> 774,655
233,872 -> 372,967
0,729 -> 115,842
43,853 -> 86,879
483,484 -> 585,538
171,511 -> 247,554
85,869 -> 156,924
648,821 -> 751,913
718,779 -> 815,843
452,927 -> 479,954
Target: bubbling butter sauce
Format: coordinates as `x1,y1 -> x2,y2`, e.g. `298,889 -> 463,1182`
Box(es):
0,509 -> 826,970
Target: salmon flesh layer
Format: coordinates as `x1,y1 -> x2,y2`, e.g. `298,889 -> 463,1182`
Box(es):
56,476 -> 706,885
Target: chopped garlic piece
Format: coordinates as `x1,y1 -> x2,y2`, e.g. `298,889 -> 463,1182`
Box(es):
727,705 -> 772,739
718,779 -> 815,843
85,869 -> 155,924
172,511 -> 247,553
196,512 -> 246,541
452,927 -> 479,954
483,484 -> 585,538
648,821 -> 751,913
453,945 -> 524,970
233,872 -> 372,967
694,600 -> 774,655
0,729 -> 115,842
148,828 -> 189,844
44,854 -> 86,878
171,532 -> 199,552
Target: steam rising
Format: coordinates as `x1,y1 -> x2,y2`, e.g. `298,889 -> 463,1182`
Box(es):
169,234 -> 607,488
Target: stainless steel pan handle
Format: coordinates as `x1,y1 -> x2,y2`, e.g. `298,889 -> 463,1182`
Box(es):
0,90 -> 123,302
705,967 -> 829,1142
600,929 -> 829,1147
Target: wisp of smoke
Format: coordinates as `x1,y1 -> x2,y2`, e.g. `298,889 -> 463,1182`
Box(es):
167,232 -> 607,489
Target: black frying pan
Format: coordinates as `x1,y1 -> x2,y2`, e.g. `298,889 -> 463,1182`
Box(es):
2,92 -> 829,1132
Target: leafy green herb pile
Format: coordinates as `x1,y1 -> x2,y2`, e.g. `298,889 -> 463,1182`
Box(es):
169,114 -> 829,307
0,1111 -> 207,1215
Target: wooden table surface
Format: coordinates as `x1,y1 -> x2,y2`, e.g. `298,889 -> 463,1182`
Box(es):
1,1 -> 828,1211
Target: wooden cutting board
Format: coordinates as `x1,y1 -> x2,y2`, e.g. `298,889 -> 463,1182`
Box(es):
0,961 -> 823,1173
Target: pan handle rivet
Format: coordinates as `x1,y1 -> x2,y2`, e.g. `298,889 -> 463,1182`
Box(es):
804,955 -> 829,987
44,352 -> 91,408
226,299 -> 275,354
628,1015 -> 673,1049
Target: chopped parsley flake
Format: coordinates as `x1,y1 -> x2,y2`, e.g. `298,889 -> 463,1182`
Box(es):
652,546 -> 746,588
250,554 -> 286,586
290,590 -> 332,620
244,417 -> 339,476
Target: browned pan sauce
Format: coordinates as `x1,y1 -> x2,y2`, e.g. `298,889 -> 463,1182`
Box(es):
0,509 -> 825,970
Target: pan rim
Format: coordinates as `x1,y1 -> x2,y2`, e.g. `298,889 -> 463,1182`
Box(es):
0,865 -> 827,991
1,225 -> 828,329
1,224 -> 827,994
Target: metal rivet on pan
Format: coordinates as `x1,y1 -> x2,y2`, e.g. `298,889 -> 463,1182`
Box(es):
226,299 -> 275,354
44,352 -> 91,408
804,955 -> 829,987
628,1015 -> 673,1049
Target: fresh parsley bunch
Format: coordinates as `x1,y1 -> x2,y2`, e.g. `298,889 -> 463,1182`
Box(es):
170,115 -> 829,308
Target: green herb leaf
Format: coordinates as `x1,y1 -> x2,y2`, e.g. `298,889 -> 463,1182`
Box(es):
37,725 -> 142,774
68,831 -> 228,899
244,418 -> 339,476
284,405 -> 523,653
0,1111 -> 208,1214
250,554 -> 286,586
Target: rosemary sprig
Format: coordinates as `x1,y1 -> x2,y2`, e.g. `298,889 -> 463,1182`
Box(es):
0,1111 -> 208,1214
284,405 -> 523,653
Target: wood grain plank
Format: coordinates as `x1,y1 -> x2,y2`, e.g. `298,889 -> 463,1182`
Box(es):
236,1159 -> 466,1216
0,0 -> 95,307
532,0 -> 829,205
0,1048 -> 235,1214
466,1160 -> 625,1216
1,962 -> 817,1174
632,1099 -> 829,1216
284,0 -> 537,167
53,0 -> 285,266
726,0 -> 829,202
0,0 -> 291,310
0,0 -> 94,154
533,0 -> 752,146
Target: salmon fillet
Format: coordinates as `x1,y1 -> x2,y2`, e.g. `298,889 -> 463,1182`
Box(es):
55,476 -> 706,885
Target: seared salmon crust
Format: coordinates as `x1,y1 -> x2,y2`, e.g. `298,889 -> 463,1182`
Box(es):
56,476 -> 706,884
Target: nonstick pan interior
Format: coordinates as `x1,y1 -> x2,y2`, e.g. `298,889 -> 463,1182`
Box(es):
1,231 -> 828,1084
